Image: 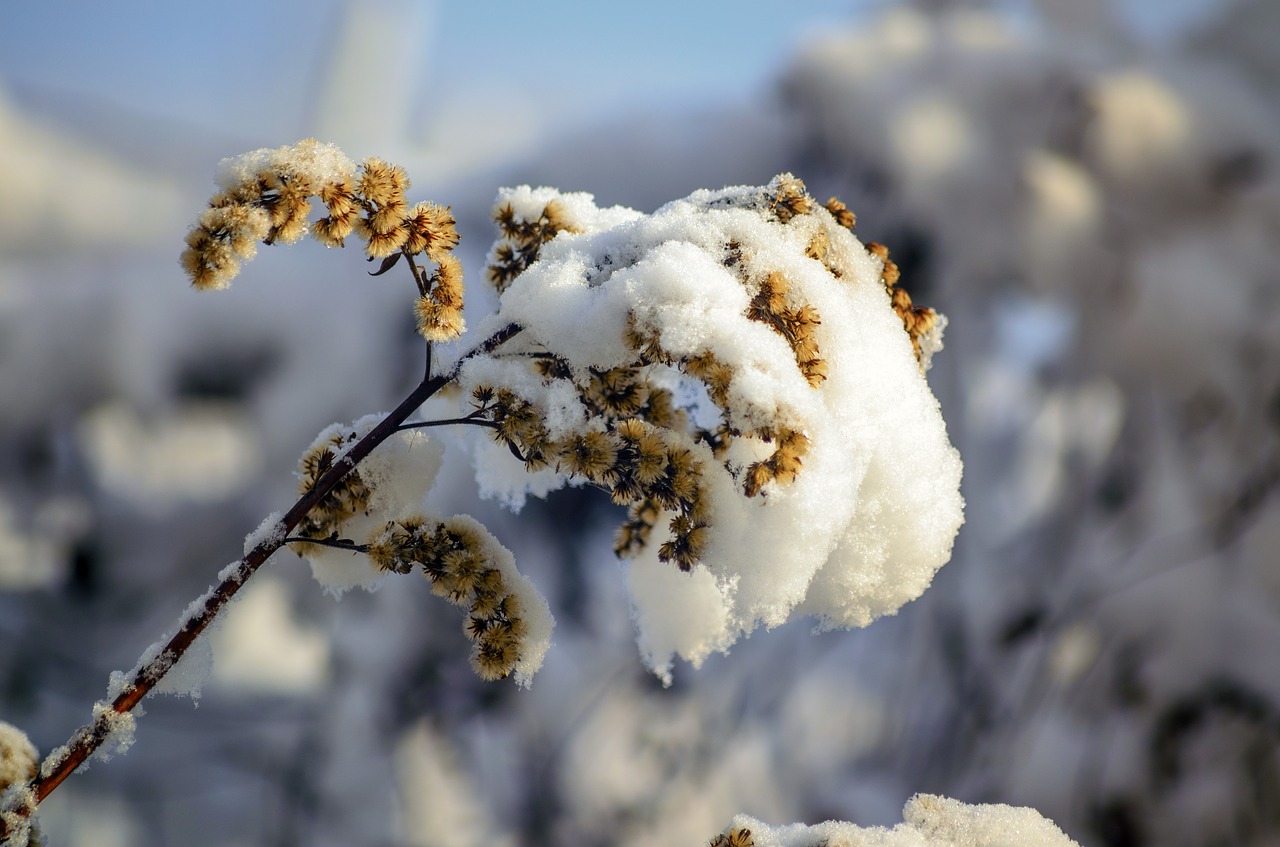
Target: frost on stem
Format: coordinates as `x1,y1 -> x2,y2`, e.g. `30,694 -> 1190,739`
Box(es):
708,793 -> 1079,847
462,174 -> 963,681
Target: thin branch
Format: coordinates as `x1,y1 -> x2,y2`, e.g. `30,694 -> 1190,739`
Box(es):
283,536 -> 370,553
446,323 -> 521,378
0,321 -> 524,839
395,411 -> 498,432
402,246 -> 429,297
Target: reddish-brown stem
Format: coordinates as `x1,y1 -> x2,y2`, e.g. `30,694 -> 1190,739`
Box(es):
0,322 -> 521,841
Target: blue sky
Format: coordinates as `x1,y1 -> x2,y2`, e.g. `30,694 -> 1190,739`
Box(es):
0,0 -> 1225,189
0,1 -> 875,142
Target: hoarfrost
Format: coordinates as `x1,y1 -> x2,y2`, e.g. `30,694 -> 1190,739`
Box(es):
0,785 -> 36,847
243,511 -> 285,555
88,702 -> 135,764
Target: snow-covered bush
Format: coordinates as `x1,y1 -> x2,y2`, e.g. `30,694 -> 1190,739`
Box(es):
0,138 -> 1082,846
776,3 -> 1280,844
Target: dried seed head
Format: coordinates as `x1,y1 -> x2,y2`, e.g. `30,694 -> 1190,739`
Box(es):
487,198 -> 582,292
357,157 -> 408,207
824,196 -> 856,230
293,432 -> 371,549
558,430 -> 620,481
709,828 -> 755,847
768,173 -> 813,222
0,720 -> 38,792
365,514 -> 534,683
404,202 -> 459,259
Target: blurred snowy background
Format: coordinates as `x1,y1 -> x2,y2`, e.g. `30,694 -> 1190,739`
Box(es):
2,0 -> 1279,845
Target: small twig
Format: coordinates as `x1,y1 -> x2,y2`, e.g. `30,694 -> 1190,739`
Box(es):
395,410 -> 498,432
402,246 -> 429,297
447,323 -> 521,377
283,536 -> 370,554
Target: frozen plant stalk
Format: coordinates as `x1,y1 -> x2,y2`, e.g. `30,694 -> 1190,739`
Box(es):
1,142 -> 969,841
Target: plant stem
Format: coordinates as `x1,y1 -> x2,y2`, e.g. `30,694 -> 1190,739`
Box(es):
395,412 -> 498,432
283,536 -> 370,553
0,322 -> 522,839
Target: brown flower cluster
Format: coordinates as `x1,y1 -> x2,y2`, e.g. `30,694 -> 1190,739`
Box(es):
367,516 -> 530,681
470,385 -> 710,571
181,140 -> 464,342
866,241 -> 939,364
487,199 -> 582,292
746,271 -> 827,388
765,177 -> 937,369
626,322 -> 813,501
768,174 -> 813,222
293,429 -> 372,555
709,827 -> 755,847
824,196 -> 857,230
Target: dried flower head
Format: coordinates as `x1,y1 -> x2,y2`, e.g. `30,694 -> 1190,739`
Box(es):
182,140 -> 466,343
366,514 -> 551,683
867,241 -> 942,367
487,196 -> 584,292
291,428 -> 373,555
0,721 -> 37,792
824,196 -> 857,230
709,828 -> 755,847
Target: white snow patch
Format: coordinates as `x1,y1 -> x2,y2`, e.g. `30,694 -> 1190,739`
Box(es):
727,793 -> 1079,847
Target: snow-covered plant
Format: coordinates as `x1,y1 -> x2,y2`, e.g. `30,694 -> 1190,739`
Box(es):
0,139 -> 1081,846
712,794 -> 1078,847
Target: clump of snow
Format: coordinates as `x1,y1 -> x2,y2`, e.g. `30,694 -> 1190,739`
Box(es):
725,793 -> 1078,847
37,746 -> 67,782
215,138 -> 355,193
0,722 -> 37,790
88,702 -> 136,764
243,510 -> 285,555
458,178 -> 964,680
0,784 -> 37,847
150,634 -> 214,702
303,542 -> 384,597
108,583 -> 227,704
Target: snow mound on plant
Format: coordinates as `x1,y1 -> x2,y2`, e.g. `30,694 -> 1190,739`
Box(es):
460,178 -> 964,682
